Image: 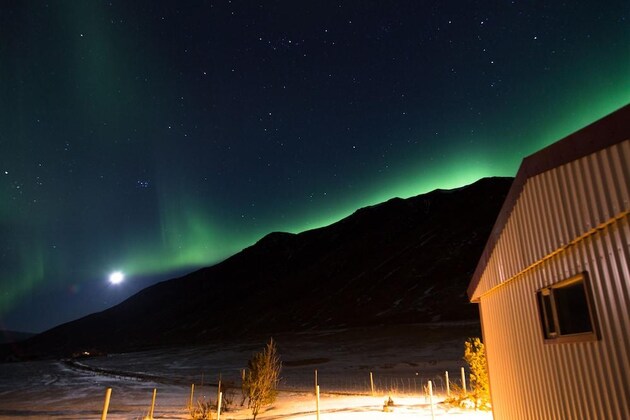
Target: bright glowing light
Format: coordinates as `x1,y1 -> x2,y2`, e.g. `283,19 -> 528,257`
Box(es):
109,271 -> 124,284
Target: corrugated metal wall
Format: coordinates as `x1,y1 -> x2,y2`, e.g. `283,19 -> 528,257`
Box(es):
475,140 -> 630,419
474,139 -> 630,297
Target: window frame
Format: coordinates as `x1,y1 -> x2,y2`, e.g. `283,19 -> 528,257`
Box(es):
536,272 -> 599,344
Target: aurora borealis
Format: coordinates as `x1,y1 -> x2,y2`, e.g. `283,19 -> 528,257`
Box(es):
1,1 -> 628,333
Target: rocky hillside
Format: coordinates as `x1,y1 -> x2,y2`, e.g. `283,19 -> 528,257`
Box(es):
7,177 -> 512,358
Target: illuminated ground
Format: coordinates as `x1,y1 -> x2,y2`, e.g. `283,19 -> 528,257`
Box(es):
212,392 -> 492,420
0,323 -> 491,419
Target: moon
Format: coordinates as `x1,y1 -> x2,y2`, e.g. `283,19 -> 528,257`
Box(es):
109,271 -> 125,284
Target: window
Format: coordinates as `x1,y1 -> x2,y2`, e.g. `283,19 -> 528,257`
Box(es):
536,273 -> 598,343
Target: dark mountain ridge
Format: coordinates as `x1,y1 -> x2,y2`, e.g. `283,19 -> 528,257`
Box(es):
0,330 -> 35,344
5,177 -> 512,359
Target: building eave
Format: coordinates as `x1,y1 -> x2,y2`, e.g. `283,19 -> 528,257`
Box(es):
468,104 -> 630,302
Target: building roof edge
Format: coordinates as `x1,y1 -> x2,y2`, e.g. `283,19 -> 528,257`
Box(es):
468,104 -> 630,302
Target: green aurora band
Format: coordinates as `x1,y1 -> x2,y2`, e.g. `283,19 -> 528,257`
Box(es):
1,1 -> 628,329
1,97 -> 628,323
2,96 -> 629,320
120,89 -> 630,278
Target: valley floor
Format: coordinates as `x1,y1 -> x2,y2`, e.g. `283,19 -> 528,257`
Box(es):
0,323 -> 491,419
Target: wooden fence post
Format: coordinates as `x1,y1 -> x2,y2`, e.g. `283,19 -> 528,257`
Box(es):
370,372 -> 375,396
100,388 -> 112,420
149,388 -> 157,419
217,391 -> 223,420
316,384 -> 320,420
445,371 -> 450,396
428,380 -> 435,420
217,375 -> 222,411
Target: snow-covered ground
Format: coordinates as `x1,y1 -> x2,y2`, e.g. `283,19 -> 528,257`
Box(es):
0,323 -> 492,419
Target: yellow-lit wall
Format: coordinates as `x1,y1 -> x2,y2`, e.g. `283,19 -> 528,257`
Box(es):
475,140 -> 630,419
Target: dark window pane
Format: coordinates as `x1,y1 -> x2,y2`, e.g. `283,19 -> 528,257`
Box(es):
554,282 -> 593,335
538,292 -> 556,338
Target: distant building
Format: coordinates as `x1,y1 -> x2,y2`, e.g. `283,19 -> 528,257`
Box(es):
468,105 -> 630,419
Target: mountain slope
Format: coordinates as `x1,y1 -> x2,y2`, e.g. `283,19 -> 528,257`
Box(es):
0,330 -> 35,344
10,177 -> 512,358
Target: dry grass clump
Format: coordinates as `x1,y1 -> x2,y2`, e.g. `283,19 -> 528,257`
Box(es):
444,337 -> 491,411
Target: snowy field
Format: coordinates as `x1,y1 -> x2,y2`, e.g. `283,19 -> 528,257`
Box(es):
0,323 -> 492,419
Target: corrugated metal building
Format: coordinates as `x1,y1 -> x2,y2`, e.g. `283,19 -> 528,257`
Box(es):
468,105 -> 630,420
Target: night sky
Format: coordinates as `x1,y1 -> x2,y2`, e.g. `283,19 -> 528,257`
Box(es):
1,1 -> 628,333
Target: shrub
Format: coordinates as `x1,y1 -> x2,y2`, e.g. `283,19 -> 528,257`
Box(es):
382,396 -> 395,412
444,337 -> 491,411
242,338 -> 282,420
188,398 -> 214,420
217,379 -> 237,412
464,337 -> 490,410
